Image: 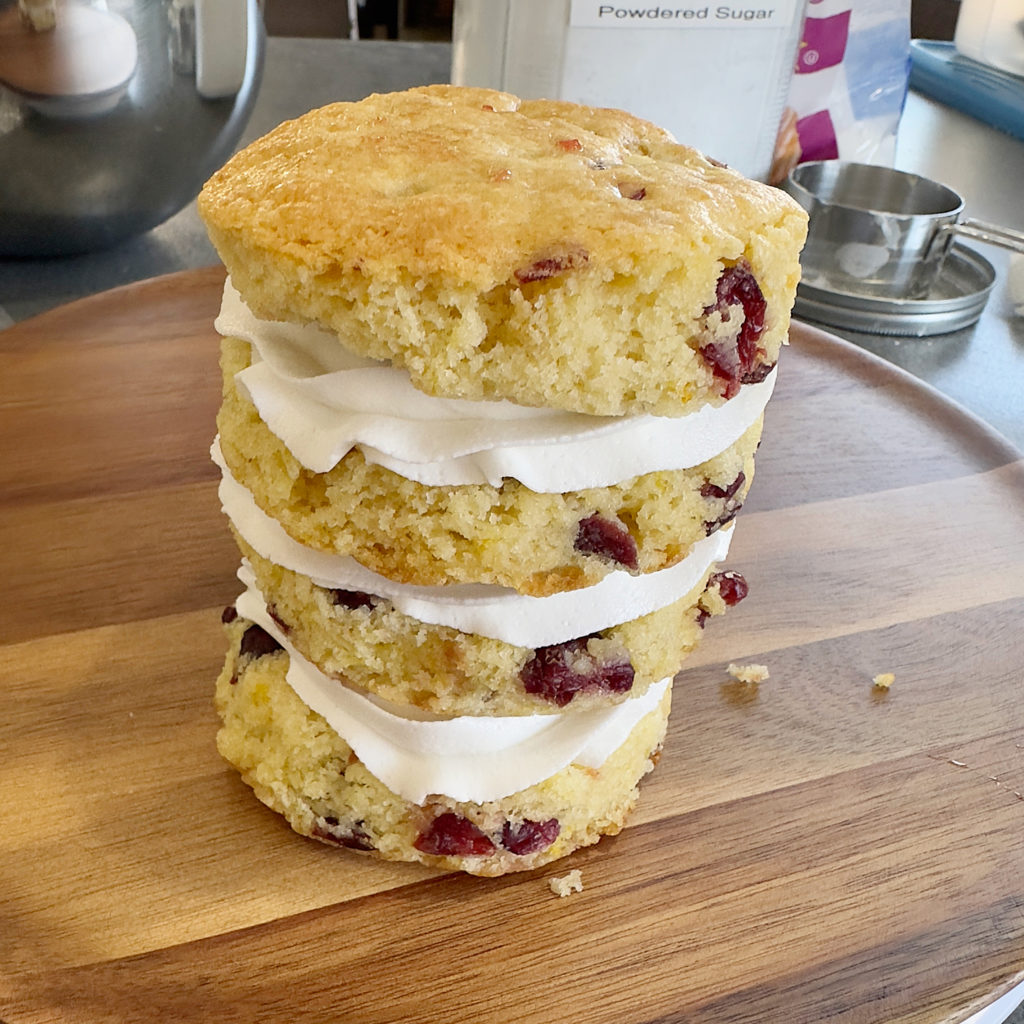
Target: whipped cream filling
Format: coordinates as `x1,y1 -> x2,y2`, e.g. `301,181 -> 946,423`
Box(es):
235,571 -> 672,805
214,439 -> 734,647
216,278 -> 775,491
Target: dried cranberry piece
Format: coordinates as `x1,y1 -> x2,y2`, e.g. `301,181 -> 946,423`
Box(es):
330,589 -> 376,611
556,138 -> 582,151
702,471 -> 746,534
312,818 -> 374,851
700,343 -> 741,399
742,360 -> 776,385
701,471 -> 745,502
715,262 -> 766,337
267,604 -> 292,636
703,502 -> 743,536
600,660 -> 636,693
699,260 -> 768,398
501,818 -> 560,856
710,570 -> 749,606
221,605 -> 238,624
514,247 -> 589,283
522,638 -> 590,706
239,624 -> 282,660
414,813 -> 495,857
521,636 -> 635,707
575,513 -> 639,569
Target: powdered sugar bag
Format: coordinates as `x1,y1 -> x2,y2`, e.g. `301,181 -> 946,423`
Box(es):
769,0 -> 911,184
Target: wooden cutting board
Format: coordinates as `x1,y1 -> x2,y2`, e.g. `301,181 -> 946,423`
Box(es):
1,267 -> 1023,1024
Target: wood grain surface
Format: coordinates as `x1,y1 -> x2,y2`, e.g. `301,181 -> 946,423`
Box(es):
1,267 -> 1022,1024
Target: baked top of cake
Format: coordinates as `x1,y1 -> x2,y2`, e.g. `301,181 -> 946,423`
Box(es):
199,84 -> 807,417
202,83 -> 790,291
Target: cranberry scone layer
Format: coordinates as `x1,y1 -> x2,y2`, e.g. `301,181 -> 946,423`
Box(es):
198,85 -> 808,417
215,615 -> 671,876
233,530 -> 746,717
216,336 -> 761,596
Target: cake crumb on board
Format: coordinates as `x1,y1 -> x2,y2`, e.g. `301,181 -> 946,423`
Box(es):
872,673 -> 895,690
726,662 -> 769,684
548,869 -> 584,897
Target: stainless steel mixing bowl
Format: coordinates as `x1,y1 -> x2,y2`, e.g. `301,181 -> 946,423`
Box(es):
0,0 -> 264,256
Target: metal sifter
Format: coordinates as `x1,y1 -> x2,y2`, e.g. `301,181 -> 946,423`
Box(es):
783,160 -> 1024,336
784,160 -> 1024,300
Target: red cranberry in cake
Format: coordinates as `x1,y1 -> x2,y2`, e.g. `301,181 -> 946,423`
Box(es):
521,636 -> 635,707
710,570 -> 749,606
266,604 -> 293,636
312,817 -> 374,851
330,588 -> 377,611
501,818 -> 560,856
702,471 -> 746,535
701,471 -> 745,502
699,260 -> 771,398
514,246 -> 589,283
414,813 -> 495,857
704,504 -> 743,535
575,513 -> 639,569
239,624 -> 282,660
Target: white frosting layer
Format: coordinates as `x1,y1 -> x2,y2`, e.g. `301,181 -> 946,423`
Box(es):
216,278 -> 774,491
214,440 -> 734,647
235,572 -> 672,805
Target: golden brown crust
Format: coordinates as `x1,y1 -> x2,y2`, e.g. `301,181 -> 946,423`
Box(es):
201,85 -> 793,289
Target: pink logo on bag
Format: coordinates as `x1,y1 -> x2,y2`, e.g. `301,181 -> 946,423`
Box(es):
796,109 -> 840,162
795,11 -> 852,74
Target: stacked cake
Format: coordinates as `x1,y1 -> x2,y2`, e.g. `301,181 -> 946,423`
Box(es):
198,85 -> 807,876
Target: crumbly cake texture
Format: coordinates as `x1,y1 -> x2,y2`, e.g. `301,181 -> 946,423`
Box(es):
236,533 -> 735,717
217,336 -> 760,596
198,85 -> 807,417
726,662 -> 770,684
548,869 -> 584,897
215,616 -> 670,877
